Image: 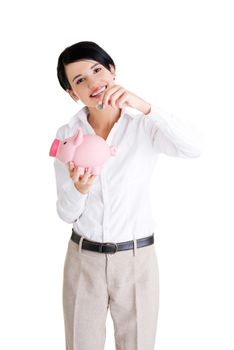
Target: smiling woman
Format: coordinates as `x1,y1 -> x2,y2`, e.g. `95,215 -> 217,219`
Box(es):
57,42 -> 151,132
53,40 -> 202,350
57,41 -> 116,92
57,41 -> 134,129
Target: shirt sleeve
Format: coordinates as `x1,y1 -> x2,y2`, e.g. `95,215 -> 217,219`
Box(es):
143,104 -> 204,158
53,128 -> 88,224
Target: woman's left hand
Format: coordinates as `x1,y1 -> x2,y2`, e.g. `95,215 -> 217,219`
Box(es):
102,84 -> 151,114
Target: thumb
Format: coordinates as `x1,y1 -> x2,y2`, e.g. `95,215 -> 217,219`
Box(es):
69,161 -> 74,170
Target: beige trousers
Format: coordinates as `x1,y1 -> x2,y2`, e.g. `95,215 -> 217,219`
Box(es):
62,234 -> 160,350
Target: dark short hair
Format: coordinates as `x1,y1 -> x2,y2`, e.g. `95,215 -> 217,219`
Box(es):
57,41 -> 116,91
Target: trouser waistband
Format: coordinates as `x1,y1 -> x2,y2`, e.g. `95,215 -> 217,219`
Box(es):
71,229 -> 154,254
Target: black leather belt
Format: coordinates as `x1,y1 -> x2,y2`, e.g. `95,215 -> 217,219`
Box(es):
71,228 -> 154,254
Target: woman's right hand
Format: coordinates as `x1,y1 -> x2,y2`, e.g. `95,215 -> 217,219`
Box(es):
68,161 -> 97,194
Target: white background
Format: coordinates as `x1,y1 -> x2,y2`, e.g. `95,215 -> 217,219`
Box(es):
0,0 -> 233,349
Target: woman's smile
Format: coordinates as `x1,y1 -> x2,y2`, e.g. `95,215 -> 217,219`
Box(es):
90,85 -> 107,99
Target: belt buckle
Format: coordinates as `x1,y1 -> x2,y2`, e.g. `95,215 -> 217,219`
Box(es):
100,242 -> 118,254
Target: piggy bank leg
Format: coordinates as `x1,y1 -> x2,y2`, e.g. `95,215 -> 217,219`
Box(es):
92,166 -> 101,176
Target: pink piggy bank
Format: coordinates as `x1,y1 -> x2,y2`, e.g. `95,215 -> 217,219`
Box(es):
49,127 -> 117,176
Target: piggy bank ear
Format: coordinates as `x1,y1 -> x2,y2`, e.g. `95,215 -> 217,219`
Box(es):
73,127 -> 83,146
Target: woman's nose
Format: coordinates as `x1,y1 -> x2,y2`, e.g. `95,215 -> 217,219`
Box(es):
87,76 -> 99,87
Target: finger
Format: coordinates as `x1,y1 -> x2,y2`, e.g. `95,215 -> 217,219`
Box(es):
69,161 -> 74,170
73,167 -> 84,182
116,92 -> 128,108
69,168 -> 74,178
80,168 -> 91,184
84,175 -> 96,186
109,88 -> 126,108
89,174 -> 97,182
68,162 -> 75,176
107,87 -> 124,108
76,166 -> 84,177
87,172 -> 96,179
70,166 -> 77,182
102,85 -> 122,108
73,172 -> 80,183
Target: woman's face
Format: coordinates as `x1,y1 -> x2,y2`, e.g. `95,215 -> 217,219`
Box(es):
65,59 -> 115,107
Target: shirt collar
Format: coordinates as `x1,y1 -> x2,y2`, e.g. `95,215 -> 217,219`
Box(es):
68,105 -> 135,129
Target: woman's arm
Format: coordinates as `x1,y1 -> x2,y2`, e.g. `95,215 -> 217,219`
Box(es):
53,128 -> 88,224
142,104 -> 204,158
54,158 -> 88,223
101,85 -> 204,158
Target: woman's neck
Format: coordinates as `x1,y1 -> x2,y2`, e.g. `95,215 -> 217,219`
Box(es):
87,105 -> 122,131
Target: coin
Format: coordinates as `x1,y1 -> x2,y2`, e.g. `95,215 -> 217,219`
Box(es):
96,101 -> 103,111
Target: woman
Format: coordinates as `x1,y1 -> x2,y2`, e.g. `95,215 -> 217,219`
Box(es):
54,41 -> 203,350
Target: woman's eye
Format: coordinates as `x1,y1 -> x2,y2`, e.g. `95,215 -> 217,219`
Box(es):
94,67 -> 101,73
76,78 -> 84,85
63,141 -> 67,145
76,68 -> 101,84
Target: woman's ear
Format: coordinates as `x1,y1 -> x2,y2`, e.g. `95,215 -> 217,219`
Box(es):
109,64 -> 116,77
66,89 -> 79,103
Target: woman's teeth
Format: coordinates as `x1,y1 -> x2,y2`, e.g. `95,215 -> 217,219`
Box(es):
90,86 -> 107,98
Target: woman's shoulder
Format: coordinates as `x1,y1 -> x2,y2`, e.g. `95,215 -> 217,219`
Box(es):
55,107 -> 86,140
55,123 -> 71,140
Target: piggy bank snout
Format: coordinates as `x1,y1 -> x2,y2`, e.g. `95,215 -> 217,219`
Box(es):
49,138 -> 60,157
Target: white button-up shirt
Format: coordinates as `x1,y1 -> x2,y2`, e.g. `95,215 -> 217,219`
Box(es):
53,104 -> 203,243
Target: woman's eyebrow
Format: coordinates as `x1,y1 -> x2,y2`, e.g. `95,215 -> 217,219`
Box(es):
72,63 -> 100,82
